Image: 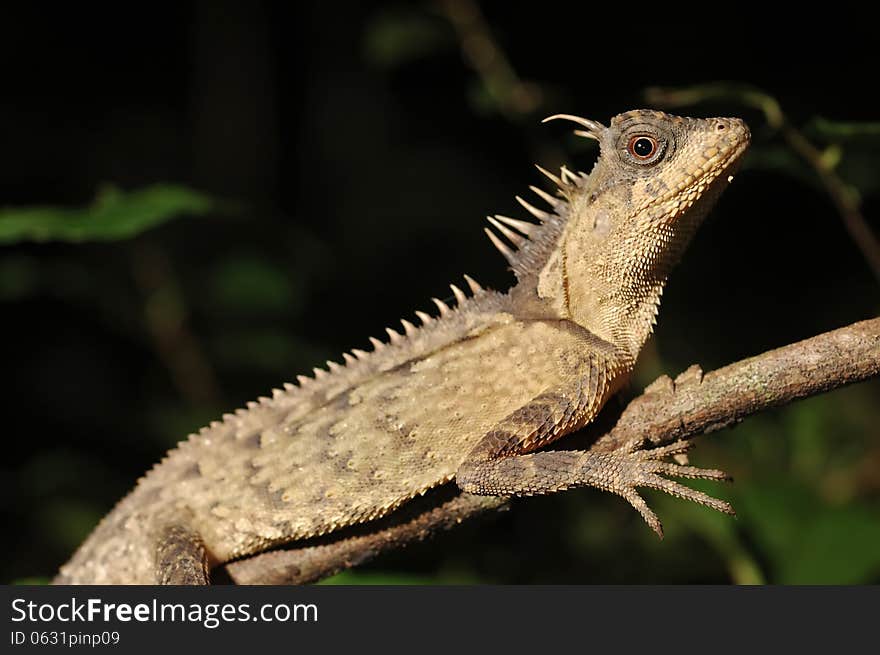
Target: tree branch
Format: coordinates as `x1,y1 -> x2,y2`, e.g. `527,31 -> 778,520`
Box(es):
592,317 -> 880,452
435,0 -> 543,120
223,486 -> 506,585
221,318 -> 880,584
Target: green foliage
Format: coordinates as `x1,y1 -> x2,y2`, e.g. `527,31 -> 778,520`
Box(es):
698,390 -> 880,585
0,185 -> 214,244
320,571 -> 477,585
655,489 -> 766,585
363,9 -> 451,68
0,255 -> 40,301
11,577 -> 50,585
207,255 -> 298,315
807,118 -> 880,142
735,477 -> 880,584
210,329 -> 315,371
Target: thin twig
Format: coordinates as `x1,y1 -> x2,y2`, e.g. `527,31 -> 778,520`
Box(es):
646,84 -> 880,285
130,240 -> 222,407
435,0 -> 542,120
779,125 -> 880,283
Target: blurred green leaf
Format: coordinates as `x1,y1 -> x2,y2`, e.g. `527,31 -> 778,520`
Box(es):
211,329 -> 320,372
737,480 -> 880,583
806,117 -> 880,142
0,184 -> 214,244
834,151 -> 880,196
741,144 -> 812,182
363,9 -> 450,68
11,577 -> 51,585
466,78 -> 498,117
781,507 -> 880,583
0,255 -> 39,300
37,500 -> 105,554
818,144 -> 842,170
784,396 -> 837,480
656,486 -> 765,585
737,482 -> 814,565
320,570 -> 476,585
208,255 -> 297,315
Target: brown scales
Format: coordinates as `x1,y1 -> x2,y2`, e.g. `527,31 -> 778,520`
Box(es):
55,109 -> 751,584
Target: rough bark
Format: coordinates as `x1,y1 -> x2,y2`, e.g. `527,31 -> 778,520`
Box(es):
592,317 -> 880,452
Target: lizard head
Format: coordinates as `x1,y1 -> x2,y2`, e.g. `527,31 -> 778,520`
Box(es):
546,108 -> 750,239
537,109 -> 750,353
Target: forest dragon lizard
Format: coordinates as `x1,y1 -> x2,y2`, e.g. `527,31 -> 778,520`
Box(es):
55,109 -> 751,584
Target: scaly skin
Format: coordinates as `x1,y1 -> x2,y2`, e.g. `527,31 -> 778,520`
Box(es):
55,109 -> 750,584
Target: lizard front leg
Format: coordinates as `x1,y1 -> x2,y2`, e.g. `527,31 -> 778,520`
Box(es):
455,362 -> 734,537
155,522 -> 212,585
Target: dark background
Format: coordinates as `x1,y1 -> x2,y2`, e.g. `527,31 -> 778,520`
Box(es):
2,3 -> 878,583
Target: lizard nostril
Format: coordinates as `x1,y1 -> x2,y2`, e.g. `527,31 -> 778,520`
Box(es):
716,123 -> 726,131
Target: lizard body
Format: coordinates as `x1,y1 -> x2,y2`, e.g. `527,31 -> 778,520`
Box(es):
55,109 -> 750,584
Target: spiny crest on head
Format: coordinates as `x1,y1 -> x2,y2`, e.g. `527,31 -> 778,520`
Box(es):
483,113 -> 602,280
542,113 -> 604,141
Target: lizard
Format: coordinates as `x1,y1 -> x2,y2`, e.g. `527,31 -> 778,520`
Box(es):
54,108 -> 751,584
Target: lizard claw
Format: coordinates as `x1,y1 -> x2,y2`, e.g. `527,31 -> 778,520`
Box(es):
601,440 -> 734,538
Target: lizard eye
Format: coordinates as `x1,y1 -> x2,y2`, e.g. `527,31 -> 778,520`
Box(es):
627,135 -> 658,161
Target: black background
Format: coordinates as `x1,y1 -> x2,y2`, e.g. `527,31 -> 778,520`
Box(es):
2,3 -> 878,584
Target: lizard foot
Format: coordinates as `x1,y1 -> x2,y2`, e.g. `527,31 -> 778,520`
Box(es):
599,439 -> 734,538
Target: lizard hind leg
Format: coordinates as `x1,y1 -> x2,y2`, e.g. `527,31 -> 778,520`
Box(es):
455,360 -> 734,538
457,421 -> 735,539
